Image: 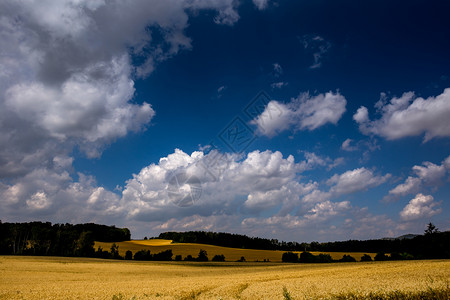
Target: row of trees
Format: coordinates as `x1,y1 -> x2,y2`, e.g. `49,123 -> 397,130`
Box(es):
101,247 -> 228,262
0,221 -> 130,256
159,224 -> 449,259
281,251 -> 418,263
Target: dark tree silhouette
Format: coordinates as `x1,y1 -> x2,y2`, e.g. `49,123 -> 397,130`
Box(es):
196,249 -> 208,261
424,222 -> 439,235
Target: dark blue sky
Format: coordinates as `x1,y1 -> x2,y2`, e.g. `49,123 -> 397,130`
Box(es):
1,0 -> 449,240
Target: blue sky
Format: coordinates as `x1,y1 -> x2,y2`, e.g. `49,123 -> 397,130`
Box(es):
1,0 -> 449,241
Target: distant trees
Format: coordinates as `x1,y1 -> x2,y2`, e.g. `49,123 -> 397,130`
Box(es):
360,254 -> 372,262
0,221 -> 130,256
184,254 -> 195,261
338,255 -> 356,262
159,228 -> 450,260
282,252 -> 299,263
212,254 -> 225,262
374,252 -> 389,261
197,249 -> 208,262
424,222 -> 439,235
133,249 -> 172,261
125,250 -> 133,260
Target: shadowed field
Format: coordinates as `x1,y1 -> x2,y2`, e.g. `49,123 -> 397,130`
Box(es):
95,239 -> 375,261
0,256 -> 448,299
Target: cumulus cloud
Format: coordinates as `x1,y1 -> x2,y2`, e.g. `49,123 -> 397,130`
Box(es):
328,167 -> 391,195
354,88 -> 450,141
302,167 -> 390,204
251,91 -> 347,137
387,156 -> 449,199
121,149 -> 318,220
0,0 -> 243,229
400,193 -> 441,221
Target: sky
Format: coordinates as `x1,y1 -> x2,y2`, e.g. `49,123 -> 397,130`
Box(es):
1,0 -> 450,242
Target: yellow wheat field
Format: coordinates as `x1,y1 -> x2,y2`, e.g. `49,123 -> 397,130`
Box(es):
95,239 -> 375,261
0,256 -> 448,299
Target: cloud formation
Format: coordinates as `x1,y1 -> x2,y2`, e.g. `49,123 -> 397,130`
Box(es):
387,156 -> 449,199
251,92 -> 347,137
400,193 -> 441,221
354,88 -> 450,141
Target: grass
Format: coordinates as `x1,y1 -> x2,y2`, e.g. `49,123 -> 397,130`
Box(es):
95,239 -> 376,262
0,256 -> 448,299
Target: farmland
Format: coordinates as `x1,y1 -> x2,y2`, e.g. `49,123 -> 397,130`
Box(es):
0,256 -> 448,299
94,239 -> 375,262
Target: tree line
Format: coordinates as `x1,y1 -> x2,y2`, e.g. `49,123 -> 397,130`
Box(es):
0,221 -> 130,256
159,224 -> 449,259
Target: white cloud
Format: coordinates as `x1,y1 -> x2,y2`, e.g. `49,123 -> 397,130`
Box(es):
328,167 -> 390,195
387,156 -> 449,198
0,0 -> 241,176
0,0 -> 241,227
253,0 -> 269,10
251,91 -> 347,137
121,149 -> 316,220
341,138 -> 358,151
400,193 -> 441,221
354,88 -> 450,141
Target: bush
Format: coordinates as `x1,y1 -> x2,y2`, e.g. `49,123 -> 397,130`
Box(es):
299,251 -> 316,263
110,243 -> 122,259
374,252 -> 389,261
94,246 -> 110,259
134,249 -> 152,261
237,256 -> 246,262
153,249 -> 172,261
184,254 -> 195,261
339,254 -> 356,262
282,252 -> 299,263
212,254 -> 225,262
197,249 -> 208,262
175,255 -> 182,261
360,254 -> 372,262
316,253 -> 333,263
125,250 -> 133,260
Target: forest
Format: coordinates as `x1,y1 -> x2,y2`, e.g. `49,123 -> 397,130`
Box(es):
0,221 -> 130,256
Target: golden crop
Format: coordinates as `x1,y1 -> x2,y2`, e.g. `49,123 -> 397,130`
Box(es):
94,239 -> 375,262
0,256 -> 448,299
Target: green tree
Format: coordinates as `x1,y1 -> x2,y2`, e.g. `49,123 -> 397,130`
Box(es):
282,252 -> 298,263
125,250 -> 133,260
74,231 -> 95,257
360,254 -> 372,262
374,252 -> 388,261
197,249 -> 208,261
212,254 -> 225,262
424,222 -> 439,235
110,243 -> 121,259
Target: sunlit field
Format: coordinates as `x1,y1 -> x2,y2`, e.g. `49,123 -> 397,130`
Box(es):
0,256 -> 448,299
95,239 -> 375,262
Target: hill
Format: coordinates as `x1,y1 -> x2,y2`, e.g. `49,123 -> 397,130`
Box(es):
94,239 -> 375,262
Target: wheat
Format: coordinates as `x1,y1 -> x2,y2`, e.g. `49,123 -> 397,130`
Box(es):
0,256 -> 448,299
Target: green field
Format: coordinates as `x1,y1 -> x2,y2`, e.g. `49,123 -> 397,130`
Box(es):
0,256 -> 448,299
94,239 -> 376,262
